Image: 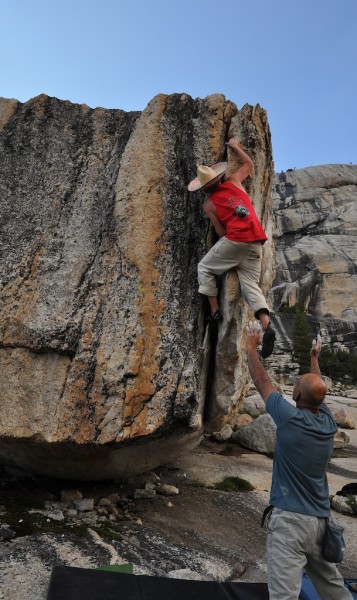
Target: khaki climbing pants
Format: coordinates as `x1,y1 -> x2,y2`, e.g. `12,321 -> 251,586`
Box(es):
267,509 -> 352,600
197,237 -> 269,317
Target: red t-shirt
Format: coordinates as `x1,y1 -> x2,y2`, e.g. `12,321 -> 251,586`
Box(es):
209,181 -> 268,244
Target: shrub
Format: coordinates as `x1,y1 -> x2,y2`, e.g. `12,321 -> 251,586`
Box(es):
215,476 -> 254,492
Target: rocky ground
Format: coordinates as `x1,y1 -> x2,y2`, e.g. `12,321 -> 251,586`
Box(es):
0,390 -> 356,600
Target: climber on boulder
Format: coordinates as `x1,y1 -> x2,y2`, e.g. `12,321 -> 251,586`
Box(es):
188,137 -> 275,358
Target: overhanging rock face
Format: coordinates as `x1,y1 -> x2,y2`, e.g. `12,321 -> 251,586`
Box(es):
0,94 -> 274,478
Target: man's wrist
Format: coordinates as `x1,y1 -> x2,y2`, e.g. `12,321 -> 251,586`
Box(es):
232,144 -> 241,153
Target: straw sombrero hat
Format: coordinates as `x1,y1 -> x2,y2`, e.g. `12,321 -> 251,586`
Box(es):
188,162 -> 228,192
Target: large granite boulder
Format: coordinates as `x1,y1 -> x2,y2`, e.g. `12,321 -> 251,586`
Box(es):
0,94 -> 274,478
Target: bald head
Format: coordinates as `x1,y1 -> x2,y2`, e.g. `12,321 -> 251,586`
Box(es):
293,373 -> 327,408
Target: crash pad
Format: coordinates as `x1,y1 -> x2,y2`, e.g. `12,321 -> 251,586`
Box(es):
47,566 -> 357,600
47,566 -> 270,600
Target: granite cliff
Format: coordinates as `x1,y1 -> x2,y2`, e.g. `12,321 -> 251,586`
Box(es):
0,94 -> 274,479
270,165 -> 357,370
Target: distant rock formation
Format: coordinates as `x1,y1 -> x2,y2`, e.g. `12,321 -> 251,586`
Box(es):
270,165 -> 357,375
0,94 -> 274,478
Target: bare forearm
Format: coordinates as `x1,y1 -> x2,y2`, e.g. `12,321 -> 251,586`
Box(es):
309,335 -> 322,378
247,345 -> 275,402
310,356 -> 321,377
228,140 -> 254,167
226,139 -> 254,185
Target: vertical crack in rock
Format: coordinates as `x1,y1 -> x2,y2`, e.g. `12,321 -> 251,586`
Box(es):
204,103 -> 275,430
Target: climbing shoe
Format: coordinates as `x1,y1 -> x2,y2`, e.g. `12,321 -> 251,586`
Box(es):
206,309 -> 223,324
261,325 -> 276,358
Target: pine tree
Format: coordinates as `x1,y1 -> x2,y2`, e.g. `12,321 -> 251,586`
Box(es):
292,305 -> 312,374
288,304 -> 357,382
319,347 -> 357,383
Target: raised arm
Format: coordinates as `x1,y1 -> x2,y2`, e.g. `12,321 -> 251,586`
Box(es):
310,333 -> 322,377
225,138 -> 254,186
246,321 -> 275,403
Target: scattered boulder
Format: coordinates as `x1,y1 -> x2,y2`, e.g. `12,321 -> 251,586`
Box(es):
134,489 -> 156,499
333,430 -> 350,449
211,425 -> 233,442
234,414 -> 253,428
145,482 -> 156,491
331,495 -> 355,516
333,408 -> 355,429
47,510 -> 65,522
73,499 -> 95,512
97,498 -> 112,507
156,484 -> 179,496
232,414 -> 276,454
240,394 -> 266,418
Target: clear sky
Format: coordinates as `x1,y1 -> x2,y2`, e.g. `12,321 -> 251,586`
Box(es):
1,0 -> 356,172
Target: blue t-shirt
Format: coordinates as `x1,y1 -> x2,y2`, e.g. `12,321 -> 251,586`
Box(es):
266,391 -> 337,517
